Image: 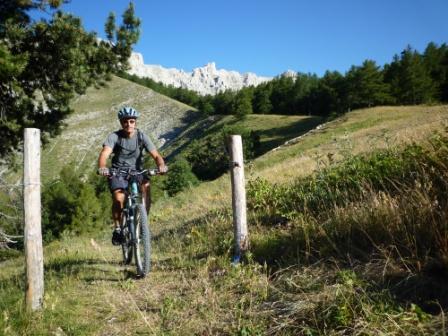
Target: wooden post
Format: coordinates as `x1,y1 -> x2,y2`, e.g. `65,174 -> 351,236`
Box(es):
228,135 -> 248,263
23,128 -> 44,311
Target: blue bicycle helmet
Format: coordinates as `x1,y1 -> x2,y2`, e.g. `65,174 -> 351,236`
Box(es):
118,106 -> 140,120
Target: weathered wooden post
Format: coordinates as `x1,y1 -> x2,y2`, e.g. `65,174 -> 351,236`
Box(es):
23,128 -> 44,311
228,135 -> 248,263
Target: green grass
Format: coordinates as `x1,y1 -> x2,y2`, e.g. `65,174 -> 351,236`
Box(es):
252,104 -> 448,183
163,113 -> 322,160
0,229 -> 271,335
233,114 -> 323,154
0,233 -> 117,335
2,104 -> 448,335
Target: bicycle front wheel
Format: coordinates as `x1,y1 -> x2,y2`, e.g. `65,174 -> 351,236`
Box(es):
121,215 -> 133,265
134,203 -> 151,277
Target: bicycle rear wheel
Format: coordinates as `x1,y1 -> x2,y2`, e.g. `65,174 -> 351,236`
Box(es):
134,203 -> 151,277
121,215 -> 133,265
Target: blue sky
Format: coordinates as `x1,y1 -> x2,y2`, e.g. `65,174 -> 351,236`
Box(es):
33,0 -> 448,77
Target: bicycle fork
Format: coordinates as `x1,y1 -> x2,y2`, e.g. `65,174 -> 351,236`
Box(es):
128,206 -> 138,245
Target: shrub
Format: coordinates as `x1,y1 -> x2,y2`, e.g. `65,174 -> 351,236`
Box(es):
69,184 -> 104,234
186,124 -> 260,180
42,165 -> 110,241
164,156 -> 199,196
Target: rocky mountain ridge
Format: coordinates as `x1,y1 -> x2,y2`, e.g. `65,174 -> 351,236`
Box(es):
128,52 -> 275,95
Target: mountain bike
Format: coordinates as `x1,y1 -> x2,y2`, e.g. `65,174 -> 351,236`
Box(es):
108,168 -> 161,277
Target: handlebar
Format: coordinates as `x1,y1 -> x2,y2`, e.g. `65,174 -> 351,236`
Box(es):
99,167 -> 168,177
110,168 -> 159,177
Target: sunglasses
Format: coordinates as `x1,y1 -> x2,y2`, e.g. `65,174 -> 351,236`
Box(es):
121,119 -> 136,125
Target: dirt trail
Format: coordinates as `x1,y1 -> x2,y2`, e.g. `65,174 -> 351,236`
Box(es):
73,238 -> 172,335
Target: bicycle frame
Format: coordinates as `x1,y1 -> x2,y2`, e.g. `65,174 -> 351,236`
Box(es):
123,178 -> 140,244
109,168 -> 157,276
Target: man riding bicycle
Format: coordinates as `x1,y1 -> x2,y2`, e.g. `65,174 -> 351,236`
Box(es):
97,106 -> 167,245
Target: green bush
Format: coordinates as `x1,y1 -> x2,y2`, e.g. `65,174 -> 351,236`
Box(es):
42,165 -> 110,241
186,124 -> 260,180
69,184 -> 104,235
164,156 -> 199,196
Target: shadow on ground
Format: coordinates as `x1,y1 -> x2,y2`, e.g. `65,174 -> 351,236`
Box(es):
44,256 -> 142,281
255,116 -> 323,154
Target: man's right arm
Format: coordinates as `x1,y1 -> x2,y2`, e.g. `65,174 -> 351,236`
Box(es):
98,146 -> 113,175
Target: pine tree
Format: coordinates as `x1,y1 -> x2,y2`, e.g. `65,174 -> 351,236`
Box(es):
105,12 -> 116,41
213,90 -> 236,115
384,46 -> 436,104
270,76 -> 295,114
345,60 -> 392,109
0,0 -> 141,157
233,89 -> 253,119
253,84 -> 273,114
114,2 -> 141,70
198,100 -> 215,116
292,73 -> 319,115
423,42 -> 448,101
308,71 -> 346,116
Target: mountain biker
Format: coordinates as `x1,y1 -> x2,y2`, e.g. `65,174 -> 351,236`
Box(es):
97,106 -> 167,245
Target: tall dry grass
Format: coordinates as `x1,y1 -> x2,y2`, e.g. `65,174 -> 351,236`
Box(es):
242,130 -> 448,334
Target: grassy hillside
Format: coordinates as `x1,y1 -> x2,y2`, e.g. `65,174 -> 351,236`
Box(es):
39,75 -> 198,182
154,105 -> 448,228
2,104 -> 448,335
163,113 -> 323,181
164,114 -> 323,160
254,105 -> 448,183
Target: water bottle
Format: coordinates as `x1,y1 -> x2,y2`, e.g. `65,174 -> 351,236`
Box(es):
131,182 -> 138,195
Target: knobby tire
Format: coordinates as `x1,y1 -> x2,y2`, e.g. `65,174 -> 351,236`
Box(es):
134,203 -> 151,277
121,215 -> 133,265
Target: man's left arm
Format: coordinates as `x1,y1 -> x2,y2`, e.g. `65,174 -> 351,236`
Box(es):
148,149 -> 167,173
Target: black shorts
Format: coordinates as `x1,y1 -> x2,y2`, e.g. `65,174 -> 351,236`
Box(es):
108,174 -> 149,192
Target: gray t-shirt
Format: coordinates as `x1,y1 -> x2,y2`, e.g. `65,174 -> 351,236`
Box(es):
103,129 -> 156,170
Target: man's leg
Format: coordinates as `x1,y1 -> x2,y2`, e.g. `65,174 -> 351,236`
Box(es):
140,181 -> 151,214
112,189 -> 126,228
111,189 -> 126,245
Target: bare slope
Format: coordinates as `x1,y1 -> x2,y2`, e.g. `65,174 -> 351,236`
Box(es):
41,75 -> 198,181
